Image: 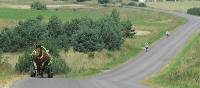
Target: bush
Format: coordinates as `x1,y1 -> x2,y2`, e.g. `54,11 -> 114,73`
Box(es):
121,20 -> 135,38
72,27 -> 104,53
63,18 -> 81,37
98,0 -> 109,4
31,1 -> 47,10
128,2 -> 137,6
51,57 -> 70,74
187,7 -> 200,16
138,3 -> 146,7
0,9 -> 129,54
0,18 -> 47,52
76,0 -> 87,2
15,49 -> 32,72
47,16 -> 62,38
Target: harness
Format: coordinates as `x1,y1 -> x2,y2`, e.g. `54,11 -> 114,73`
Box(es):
31,46 -> 52,69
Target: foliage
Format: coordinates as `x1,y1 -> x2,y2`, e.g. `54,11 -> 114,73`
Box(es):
128,2 -> 137,6
0,9 -> 130,53
47,15 -> 62,38
98,0 -> 109,4
76,0 -> 88,2
51,57 -> 70,74
0,18 -> 47,52
31,1 -> 47,10
187,7 -> 200,16
15,49 -> 32,72
138,2 -> 146,7
121,20 -> 135,38
72,27 -> 104,53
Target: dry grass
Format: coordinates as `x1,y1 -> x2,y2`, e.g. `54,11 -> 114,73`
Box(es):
1,52 -> 23,68
0,20 -> 17,28
146,1 -> 200,12
0,74 -> 25,88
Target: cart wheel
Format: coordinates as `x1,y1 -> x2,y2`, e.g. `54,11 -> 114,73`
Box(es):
30,65 -> 36,77
47,66 -> 53,78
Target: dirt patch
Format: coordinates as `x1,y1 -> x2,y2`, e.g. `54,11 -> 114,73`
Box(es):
0,4 -> 92,9
135,30 -> 151,36
0,4 -> 30,9
133,25 -> 151,36
157,19 -> 174,23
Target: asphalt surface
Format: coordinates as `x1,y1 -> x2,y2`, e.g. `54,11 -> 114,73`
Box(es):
11,8 -> 200,88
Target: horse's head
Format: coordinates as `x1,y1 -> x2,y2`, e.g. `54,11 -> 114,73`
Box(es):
32,48 -> 42,59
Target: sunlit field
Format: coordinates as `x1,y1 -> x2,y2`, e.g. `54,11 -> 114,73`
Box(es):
146,1 -> 200,12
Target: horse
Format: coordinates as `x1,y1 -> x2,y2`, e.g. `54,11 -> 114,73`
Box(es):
31,46 -> 52,77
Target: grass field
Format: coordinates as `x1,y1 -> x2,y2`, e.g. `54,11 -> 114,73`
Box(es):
146,1 -> 200,12
0,6 -> 186,78
144,30 -> 200,88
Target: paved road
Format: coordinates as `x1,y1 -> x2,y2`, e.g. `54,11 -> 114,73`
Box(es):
11,8 -> 200,88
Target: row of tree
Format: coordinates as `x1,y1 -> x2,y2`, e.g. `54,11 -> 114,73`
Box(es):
0,9 -> 134,55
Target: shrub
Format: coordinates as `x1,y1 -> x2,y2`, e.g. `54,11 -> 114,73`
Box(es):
187,7 -> 200,16
138,2 -> 146,7
63,18 -> 81,37
31,1 -> 47,10
96,9 -> 124,50
98,17 -> 123,50
72,27 -> 104,53
15,49 -> 32,72
47,15 -> 62,38
0,18 -> 47,52
51,57 -> 70,74
121,20 -> 135,38
76,0 -> 87,2
98,0 -> 109,4
128,2 -> 137,6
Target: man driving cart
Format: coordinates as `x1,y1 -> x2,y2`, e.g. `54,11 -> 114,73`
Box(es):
30,45 -> 53,78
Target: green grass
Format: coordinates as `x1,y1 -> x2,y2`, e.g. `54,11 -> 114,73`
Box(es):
0,8 -> 100,20
144,30 -> 200,88
146,1 -> 200,12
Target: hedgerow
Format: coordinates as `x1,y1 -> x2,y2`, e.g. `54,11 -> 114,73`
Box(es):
0,9 -> 135,53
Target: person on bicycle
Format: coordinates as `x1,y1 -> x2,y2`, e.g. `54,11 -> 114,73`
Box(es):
144,42 -> 149,52
166,31 -> 170,38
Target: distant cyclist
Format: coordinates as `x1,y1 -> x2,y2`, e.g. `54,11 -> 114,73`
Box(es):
144,42 -> 149,52
166,31 -> 170,38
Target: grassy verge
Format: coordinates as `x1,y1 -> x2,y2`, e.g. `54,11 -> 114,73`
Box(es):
146,1 -> 200,13
144,30 -> 200,88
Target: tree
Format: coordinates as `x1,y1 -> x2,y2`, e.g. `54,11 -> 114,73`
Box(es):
98,15 -> 124,50
47,16 -> 62,38
72,27 -> 104,53
98,0 -> 109,4
121,20 -> 135,38
76,0 -> 87,2
63,18 -> 81,37
31,1 -> 47,10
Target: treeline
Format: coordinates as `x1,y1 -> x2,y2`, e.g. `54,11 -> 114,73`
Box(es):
0,9 -> 134,55
187,7 -> 200,16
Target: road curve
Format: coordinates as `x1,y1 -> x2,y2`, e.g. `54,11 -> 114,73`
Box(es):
11,8 -> 200,88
